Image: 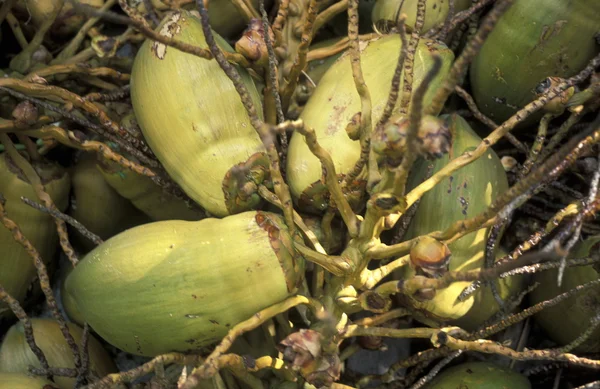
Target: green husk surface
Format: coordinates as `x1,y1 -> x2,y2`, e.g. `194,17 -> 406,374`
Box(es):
529,235 -> 600,352
130,10 -> 266,217
64,211 -> 305,356
397,114 -> 522,330
469,0 -> 600,124
286,35 -> 454,213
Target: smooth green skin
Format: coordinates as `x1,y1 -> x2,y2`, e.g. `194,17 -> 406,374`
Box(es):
0,373 -> 57,389
286,35 -> 454,211
372,0 -> 449,33
68,153 -> 150,252
398,115 -> 522,330
0,154 -> 71,319
0,319 -> 116,389
469,0 -> 600,124
65,211 -> 304,357
98,161 -> 204,222
141,0 -> 273,40
131,10 -> 265,218
529,235 -> 600,352
424,362 -> 531,389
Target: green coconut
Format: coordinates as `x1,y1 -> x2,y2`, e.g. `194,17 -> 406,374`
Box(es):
0,373 -> 58,389
0,153 -> 70,319
64,211 -> 305,356
286,34 -> 454,214
0,318 -> 117,389
469,0 -> 600,124
68,152 -> 150,252
529,235 -> 600,352
397,114 -> 523,330
130,10 -> 269,217
424,361 -> 531,389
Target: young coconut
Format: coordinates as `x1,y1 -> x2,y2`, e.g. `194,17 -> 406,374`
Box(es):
286,35 -> 454,214
0,153 -> 70,319
469,0 -> 600,124
64,211 -> 306,356
0,373 -> 57,389
0,318 -> 117,389
423,361 -> 531,389
396,114 -> 523,330
130,10 -> 269,218
13,0 -> 105,37
97,157 -> 204,222
289,37 -> 349,120
68,152 -> 150,252
529,235 -> 600,353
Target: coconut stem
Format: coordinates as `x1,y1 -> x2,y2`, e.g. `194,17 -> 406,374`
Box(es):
425,0 -> 515,116
434,331 -> 600,369
392,56 -> 442,199
0,82 -> 155,168
344,325 -> 451,340
182,296 -> 323,388
1,132 -> 80,265
520,113 -> 554,177
279,0 -> 318,111
291,121 -> 360,237
9,0 -> 64,74
22,125 -> 157,180
67,1 -> 249,66
398,0 -> 426,115
404,53 -> 600,216
20,196 -> 103,246
25,63 -> 129,83
360,254 -> 410,290
195,0 -> 296,241
313,0 -> 348,33
53,0 -> 119,64
0,0 -> 18,26
344,0 -> 375,194
0,187 -> 83,376
260,0 -> 285,125
454,85 -> 527,153
272,0 -> 290,46
6,12 -> 28,49
343,17 -> 409,192
257,184 -> 327,254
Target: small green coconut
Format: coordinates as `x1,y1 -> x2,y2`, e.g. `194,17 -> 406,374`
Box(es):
424,361 -> 531,389
529,235 -> 600,352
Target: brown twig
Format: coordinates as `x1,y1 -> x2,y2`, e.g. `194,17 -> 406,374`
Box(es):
454,85 -> 527,153
0,82 -> 156,167
398,0 -> 426,115
0,281 -> 52,380
426,0 -> 514,116
25,63 -> 129,83
432,332 -> 600,369
0,190 -> 83,375
194,0 -> 296,235
67,1 -> 249,66
290,120 -> 360,237
20,196 -> 103,246
280,0 -> 319,110
0,134 -> 79,266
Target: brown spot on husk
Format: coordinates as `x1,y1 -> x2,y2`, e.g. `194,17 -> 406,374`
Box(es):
255,212 -> 305,293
